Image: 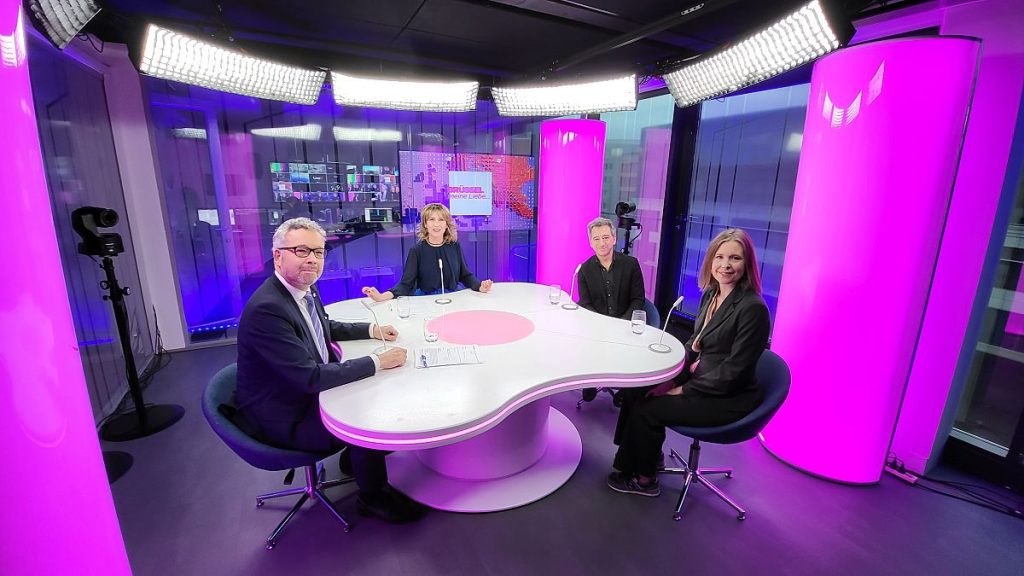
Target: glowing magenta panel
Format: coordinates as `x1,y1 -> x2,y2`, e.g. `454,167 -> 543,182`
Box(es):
1,2 -> 132,573
760,38 -> 980,484
537,119 -> 605,291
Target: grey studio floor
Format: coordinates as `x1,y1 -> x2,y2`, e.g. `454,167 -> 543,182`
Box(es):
105,345 -> 1024,576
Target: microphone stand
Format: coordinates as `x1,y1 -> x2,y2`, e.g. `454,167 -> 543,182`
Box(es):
361,299 -> 389,354
561,263 -> 582,310
435,257 -> 452,304
649,295 -> 684,353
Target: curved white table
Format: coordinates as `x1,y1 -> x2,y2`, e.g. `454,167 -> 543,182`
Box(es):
320,282 -> 684,512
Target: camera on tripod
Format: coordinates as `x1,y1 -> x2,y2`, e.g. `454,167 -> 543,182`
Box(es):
70,205 -> 184,442
614,201 -> 640,256
71,206 -> 124,257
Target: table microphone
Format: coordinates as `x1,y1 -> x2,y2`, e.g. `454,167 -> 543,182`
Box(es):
361,299 -> 389,353
435,257 -> 452,304
649,295 -> 684,353
561,263 -> 582,310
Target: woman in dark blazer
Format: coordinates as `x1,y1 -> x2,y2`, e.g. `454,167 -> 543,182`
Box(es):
362,203 -> 493,301
607,228 -> 771,497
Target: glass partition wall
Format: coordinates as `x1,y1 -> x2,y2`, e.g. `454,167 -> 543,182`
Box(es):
145,80 -> 541,344
950,157 -> 1024,491
29,36 -> 154,420
601,94 -> 676,301
677,84 -> 809,319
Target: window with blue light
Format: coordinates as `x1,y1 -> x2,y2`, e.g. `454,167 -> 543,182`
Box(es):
677,84 -> 810,319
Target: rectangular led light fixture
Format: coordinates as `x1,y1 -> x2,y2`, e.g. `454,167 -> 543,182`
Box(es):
171,128 -> 207,140
26,0 -> 101,49
250,124 -> 322,140
138,23 -> 326,105
492,74 -> 637,117
663,0 -> 847,108
333,127 -> 403,142
330,72 -> 478,112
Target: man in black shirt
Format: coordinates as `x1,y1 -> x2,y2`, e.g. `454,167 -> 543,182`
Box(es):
577,217 -> 645,319
577,217 -> 646,402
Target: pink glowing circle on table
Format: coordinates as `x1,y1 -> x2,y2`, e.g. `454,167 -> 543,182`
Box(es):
428,311 -> 535,345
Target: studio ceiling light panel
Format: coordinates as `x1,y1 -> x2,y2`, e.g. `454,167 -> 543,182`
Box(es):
249,124 -> 322,140
333,127 -> 403,142
138,23 -> 326,105
331,72 -> 478,112
663,0 -> 849,108
26,0 -> 101,49
492,74 -> 637,117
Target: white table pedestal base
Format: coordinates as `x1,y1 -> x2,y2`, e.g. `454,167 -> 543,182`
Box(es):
386,403 -> 582,512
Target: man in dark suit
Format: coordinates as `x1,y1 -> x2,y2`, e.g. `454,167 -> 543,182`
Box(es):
235,217 -> 422,523
577,216 -> 646,402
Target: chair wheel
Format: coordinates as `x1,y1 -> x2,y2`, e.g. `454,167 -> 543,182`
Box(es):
256,499 -> 264,507
266,542 -> 276,550
672,514 -> 681,521
726,473 -> 733,478
737,513 -> 746,520
344,526 -> 352,533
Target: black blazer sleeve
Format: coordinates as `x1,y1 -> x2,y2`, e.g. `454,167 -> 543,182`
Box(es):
390,243 -> 421,297
619,256 -> 645,320
454,242 -> 482,291
577,259 -> 596,312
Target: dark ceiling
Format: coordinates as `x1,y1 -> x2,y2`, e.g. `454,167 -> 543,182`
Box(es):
86,0 -> 909,88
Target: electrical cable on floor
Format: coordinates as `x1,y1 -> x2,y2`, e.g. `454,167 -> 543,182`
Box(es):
914,476 -> 1023,520
886,452 -> 1023,521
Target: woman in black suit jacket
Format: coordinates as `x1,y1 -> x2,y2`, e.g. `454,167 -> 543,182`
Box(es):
607,228 -> 771,497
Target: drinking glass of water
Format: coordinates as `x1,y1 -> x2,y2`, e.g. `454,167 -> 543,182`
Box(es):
548,284 -> 561,305
631,310 -> 647,335
397,297 -> 411,320
423,315 -> 438,343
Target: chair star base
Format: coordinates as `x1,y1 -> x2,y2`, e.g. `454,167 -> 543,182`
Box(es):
258,463 -> 356,550
661,442 -> 747,521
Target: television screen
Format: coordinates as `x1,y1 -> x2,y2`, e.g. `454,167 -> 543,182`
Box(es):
398,151 -> 535,229
269,161 -> 396,202
364,207 -> 392,223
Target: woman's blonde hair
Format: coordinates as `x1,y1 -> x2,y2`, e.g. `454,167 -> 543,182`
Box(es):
417,203 -> 457,243
697,228 -> 762,295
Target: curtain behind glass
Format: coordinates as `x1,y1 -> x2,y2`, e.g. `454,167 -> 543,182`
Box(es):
29,36 -> 154,422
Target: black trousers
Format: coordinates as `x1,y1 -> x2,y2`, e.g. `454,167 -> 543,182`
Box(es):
612,384 -> 762,478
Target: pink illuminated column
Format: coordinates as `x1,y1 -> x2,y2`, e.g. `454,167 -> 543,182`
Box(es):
537,119 -> 605,292
0,3 -> 132,574
760,38 -> 980,484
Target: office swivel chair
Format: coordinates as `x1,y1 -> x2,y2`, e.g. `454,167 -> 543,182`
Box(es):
661,349 -> 790,520
202,363 -> 355,549
577,298 -> 661,409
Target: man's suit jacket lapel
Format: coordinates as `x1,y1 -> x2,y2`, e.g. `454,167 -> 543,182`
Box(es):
270,275 -> 324,362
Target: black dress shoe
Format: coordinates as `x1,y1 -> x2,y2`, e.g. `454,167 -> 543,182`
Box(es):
356,489 -> 425,524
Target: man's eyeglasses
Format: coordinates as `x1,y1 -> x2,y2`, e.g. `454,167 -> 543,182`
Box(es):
278,245 -> 329,259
